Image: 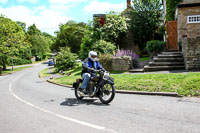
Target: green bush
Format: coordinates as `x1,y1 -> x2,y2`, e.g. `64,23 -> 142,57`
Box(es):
55,47 -> 78,71
92,40 -> 116,56
8,57 -> 31,65
146,40 -> 166,52
99,54 -> 113,71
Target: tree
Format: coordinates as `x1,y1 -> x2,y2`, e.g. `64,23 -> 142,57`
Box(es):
27,24 -> 41,36
29,35 -> 50,59
54,21 -> 87,54
27,24 -> 52,60
130,0 -> 162,50
99,12 -> 129,45
0,16 -> 29,70
42,32 -> 56,51
16,21 -> 26,33
79,21 -> 100,59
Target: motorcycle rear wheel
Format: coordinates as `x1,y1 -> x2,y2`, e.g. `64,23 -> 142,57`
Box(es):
75,83 -> 84,100
99,83 -> 115,104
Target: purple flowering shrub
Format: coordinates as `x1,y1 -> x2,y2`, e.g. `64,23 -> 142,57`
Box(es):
115,49 -> 140,68
115,49 -> 139,60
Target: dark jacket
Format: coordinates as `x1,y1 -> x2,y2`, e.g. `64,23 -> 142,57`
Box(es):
81,58 -> 104,76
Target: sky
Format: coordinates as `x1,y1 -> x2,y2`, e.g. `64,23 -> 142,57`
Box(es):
0,0 -> 126,35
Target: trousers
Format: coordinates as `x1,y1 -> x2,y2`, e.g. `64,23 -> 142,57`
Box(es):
81,73 -> 91,89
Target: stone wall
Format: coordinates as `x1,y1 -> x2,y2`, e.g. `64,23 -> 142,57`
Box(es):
181,0 -> 200,4
182,37 -> 200,70
111,57 -> 132,71
177,6 -> 200,41
100,57 -> 132,71
177,5 -> 200,70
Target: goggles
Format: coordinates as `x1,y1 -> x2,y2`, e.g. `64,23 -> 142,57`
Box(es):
91,55 -> 97,58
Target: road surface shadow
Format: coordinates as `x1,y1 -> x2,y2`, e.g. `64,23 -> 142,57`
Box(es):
60,98 -> 109,106
42,61 -> 48,64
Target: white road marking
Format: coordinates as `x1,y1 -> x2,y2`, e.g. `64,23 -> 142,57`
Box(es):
9,73 -> 118,133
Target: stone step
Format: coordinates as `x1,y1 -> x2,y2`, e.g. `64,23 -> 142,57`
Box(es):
153,57 -> 184,62
161,52 -> 183,55
144,66 -> 185,71
129,69 -> 144,73
156,54 -> 183,58
149,62 -> 185,66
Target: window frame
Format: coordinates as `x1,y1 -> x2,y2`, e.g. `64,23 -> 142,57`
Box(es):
187,15 -> 200,24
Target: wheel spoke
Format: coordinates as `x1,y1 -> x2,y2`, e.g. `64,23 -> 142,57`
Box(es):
101,84 -> 113,101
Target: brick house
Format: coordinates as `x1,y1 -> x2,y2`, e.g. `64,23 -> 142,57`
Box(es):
176,0 -> 200,70
143,0 -> 200,72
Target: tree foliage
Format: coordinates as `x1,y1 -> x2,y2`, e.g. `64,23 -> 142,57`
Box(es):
55,47 -> 78,71
0,16 -> 30,70
16,21 -> 26,33
79,22 -> 99,60
27,24 -> 53,59
54,21 -> 87,54
27,24 -> 41,36
42,32 -> 56,51
166,0 -> 183,21
99,12 -> 129,45
130,0 -> 162,50
29,34 -> 50,59
92,40 -> 116,56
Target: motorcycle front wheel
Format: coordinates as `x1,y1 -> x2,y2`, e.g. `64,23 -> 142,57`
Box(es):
99,83 -> 115,104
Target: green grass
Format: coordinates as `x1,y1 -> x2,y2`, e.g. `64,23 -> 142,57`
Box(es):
49,65 -> 200,96
48,62 -> 200,97
39,68 -> 51,78
111,73 -> 200,96
140,56 -> 150,62
50,64 -> 82,85
1,66 -> 33,75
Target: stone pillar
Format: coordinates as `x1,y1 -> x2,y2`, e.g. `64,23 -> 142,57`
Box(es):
182,37 -> 200,70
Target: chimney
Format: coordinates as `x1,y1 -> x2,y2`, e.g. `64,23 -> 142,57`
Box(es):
127,0 -> 131,9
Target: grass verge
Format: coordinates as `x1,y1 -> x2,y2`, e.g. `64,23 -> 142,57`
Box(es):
1,66 -> 33,75
112,73 -> 200,96
48,65 -> 200,96
39,68 -> 51,78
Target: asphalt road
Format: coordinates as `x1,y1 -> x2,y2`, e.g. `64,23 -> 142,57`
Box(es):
0,63 -> 200,133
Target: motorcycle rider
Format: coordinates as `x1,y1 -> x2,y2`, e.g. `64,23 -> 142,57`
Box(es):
80,51 -> 105,93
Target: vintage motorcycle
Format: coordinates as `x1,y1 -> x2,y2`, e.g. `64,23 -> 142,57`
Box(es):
73,70 -> 115,104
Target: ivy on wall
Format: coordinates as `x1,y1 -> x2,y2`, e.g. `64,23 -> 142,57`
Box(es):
166,0 -> 183,21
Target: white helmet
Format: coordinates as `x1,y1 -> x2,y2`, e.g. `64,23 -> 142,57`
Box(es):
88,51 -> 98,62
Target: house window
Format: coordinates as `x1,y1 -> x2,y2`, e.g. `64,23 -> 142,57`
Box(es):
187,15 -> 200,24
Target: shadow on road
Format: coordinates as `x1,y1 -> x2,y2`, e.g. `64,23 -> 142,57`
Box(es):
60,98 -> 110,106
42,61 -> 48,64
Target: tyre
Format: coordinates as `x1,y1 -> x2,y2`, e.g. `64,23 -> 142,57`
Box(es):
75,83 -> 84,100
99,83 -> 115,104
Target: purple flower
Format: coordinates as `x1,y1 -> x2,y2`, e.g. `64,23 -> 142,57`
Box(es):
115,49 -> 139,60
